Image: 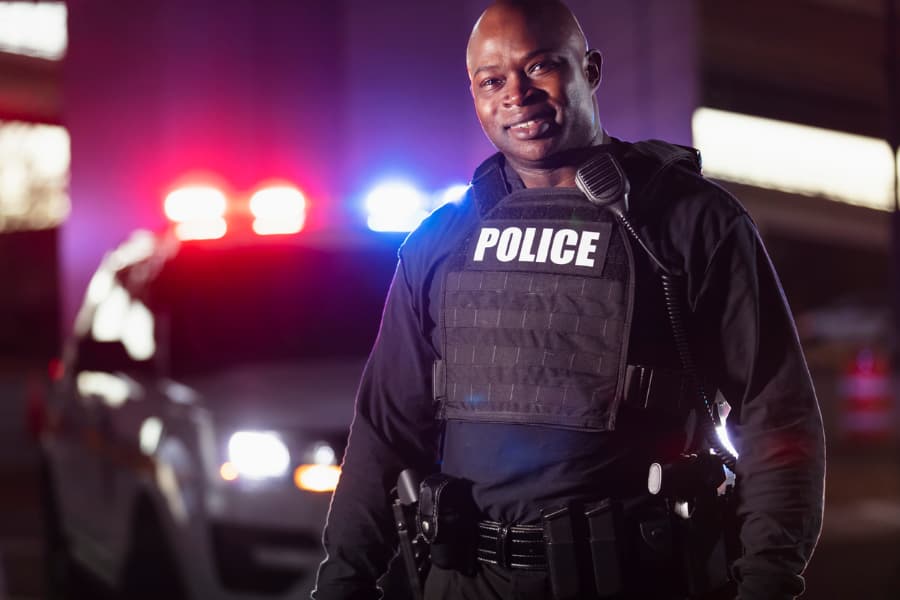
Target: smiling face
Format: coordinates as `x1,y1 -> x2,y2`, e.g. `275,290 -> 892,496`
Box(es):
466,2 -> 602,172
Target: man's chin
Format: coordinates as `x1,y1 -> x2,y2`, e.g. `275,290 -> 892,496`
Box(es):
503,141 -> 596,170
501,138 -> 561,165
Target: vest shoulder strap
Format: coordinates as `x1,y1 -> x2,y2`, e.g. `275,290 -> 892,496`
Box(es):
629,139 -> 702,174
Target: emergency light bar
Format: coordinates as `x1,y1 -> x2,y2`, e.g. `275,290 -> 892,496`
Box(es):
164,181 -> 309,239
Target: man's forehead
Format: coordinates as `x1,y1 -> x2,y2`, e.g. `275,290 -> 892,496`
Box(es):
470,31 -> 557,63
466,3 -> 586,73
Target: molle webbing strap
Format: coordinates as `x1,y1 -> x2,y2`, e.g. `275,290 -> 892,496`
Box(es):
433,362 -> 690,417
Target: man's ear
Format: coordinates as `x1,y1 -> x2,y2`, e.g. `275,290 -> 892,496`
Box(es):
584,49 -> 602,90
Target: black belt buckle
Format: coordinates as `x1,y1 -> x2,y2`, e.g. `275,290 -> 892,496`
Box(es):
477,521 -> 515,569
496,523 -> 512,569
477,521 -> 546,570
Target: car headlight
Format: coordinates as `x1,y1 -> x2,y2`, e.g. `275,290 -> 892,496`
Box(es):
292,441 -> 341,492
224,431 -> 290,480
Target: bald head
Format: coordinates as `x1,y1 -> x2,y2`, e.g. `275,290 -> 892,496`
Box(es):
465,0 -> 605,184
466,1 -> 589,77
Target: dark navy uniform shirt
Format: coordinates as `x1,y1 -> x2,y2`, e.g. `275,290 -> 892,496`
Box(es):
313,141 -> 825,600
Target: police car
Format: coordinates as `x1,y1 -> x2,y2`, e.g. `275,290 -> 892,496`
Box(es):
39,186 -> 398,599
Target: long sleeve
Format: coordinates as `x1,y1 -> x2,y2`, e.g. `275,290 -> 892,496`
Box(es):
312,259 -> 440,600
691,215 -> 825,600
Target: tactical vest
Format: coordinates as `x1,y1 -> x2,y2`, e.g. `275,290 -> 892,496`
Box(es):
435,166 -> 635,432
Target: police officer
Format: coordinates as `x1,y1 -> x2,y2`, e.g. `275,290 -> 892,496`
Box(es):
312,1 -> 825,599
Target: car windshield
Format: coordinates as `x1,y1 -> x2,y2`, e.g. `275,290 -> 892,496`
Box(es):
150,241 -> 397,378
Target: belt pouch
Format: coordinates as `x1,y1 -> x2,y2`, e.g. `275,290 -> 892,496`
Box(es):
417,473 -> 476,574
585,500 -> 624,597
541,506 -> 582,600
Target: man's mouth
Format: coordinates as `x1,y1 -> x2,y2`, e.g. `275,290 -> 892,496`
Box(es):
510,119 -> 544,130
506,114 -> 554,139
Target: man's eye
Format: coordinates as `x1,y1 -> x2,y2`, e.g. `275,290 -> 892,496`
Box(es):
529,61 -> 557,74
480,78 -> 502,89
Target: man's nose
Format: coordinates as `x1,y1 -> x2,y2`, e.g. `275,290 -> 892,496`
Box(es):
502,71 -> 533,107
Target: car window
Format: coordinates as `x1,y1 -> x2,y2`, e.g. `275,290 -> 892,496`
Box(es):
149,242 -> 395,378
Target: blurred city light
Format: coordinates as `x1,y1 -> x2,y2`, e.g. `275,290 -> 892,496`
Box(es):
120,300 -> 156,361
227,431 -> 291,480
0,2 -> 67,60
76,371 -> 130,408
139,417 -> 163,455
219,461 -> 239,482
250,185 -> 306,235
90,282 -> 157,361
312,443 -> 337,466
0,120 -> 70,232
75,230 -> 158,338
693,107 -> 896,211
91,284 -> 130,342
294,464 -> 341,493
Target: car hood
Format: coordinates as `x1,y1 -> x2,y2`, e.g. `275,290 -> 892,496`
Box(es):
171,359 -> 365,430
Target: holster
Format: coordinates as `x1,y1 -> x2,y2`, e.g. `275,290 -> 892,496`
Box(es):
417,473 -> 478,574
675,490 -> 736,596
646,454 -> 737,597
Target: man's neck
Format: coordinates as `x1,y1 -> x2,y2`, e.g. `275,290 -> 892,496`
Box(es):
507,130 -> 610,189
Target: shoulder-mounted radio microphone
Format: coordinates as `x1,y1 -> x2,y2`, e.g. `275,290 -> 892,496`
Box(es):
575,149 -> 738,470
575,152 -> 667,273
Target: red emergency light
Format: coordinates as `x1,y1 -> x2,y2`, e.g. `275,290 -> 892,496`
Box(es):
249,185 -> 306,235
164,185 -> 228,240
163,180 -> 308,239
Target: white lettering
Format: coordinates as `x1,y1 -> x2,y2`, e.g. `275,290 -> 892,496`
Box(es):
518,228 -> 537,262
575,231 -> 601,267
473,226 -> 603,267
550,229 -> 578,264
496,228 -> 523,262
536,228 -> 553,262
473,227 -> 500,261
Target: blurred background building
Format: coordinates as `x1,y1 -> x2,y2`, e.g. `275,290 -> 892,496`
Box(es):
0,0 -> 898,597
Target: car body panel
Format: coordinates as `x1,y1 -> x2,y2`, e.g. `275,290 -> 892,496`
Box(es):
41,229 -> 397,598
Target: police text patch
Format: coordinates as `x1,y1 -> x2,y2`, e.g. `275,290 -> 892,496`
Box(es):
465,220 -> 613,274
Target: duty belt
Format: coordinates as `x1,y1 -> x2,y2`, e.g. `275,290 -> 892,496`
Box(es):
475,520 -> 547,570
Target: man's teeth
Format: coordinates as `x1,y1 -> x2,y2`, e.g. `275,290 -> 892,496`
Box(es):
512,120 -> 538,129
